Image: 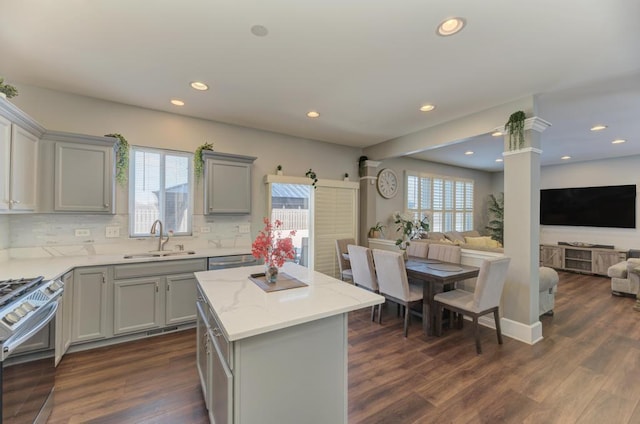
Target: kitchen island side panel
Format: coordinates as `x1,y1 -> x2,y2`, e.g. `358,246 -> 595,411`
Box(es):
234,313 -> 347,424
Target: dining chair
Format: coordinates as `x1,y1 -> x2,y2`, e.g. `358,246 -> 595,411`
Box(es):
347,244 -> 380,321
427,244 -> 461,263
406,242 -> 429,258
335,238 -> 355,282
433,256 -> 511,354
371,249 -> 423,337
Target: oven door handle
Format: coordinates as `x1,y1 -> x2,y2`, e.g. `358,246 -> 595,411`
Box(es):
3,300 -> 58,358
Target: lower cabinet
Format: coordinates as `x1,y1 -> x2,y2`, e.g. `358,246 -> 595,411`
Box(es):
72,266 -> 110,343
166,273 -> 199,325
113,277 -> 163,335
55,271 -> 74,365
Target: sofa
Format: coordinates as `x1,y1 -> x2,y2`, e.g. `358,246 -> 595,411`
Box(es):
413,230 -> 504,254
608,257 -> 640,296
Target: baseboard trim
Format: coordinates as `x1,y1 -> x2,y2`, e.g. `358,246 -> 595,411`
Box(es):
478,315 -> 543,345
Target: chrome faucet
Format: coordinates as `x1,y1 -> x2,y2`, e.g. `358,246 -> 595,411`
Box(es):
150,220 -> 169,251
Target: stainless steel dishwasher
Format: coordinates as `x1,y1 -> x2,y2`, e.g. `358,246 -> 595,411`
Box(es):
207,254 -> 257,270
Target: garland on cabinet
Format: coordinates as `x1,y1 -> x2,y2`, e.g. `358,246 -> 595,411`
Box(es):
194,142 -> 214,181
105,133 -> 129,186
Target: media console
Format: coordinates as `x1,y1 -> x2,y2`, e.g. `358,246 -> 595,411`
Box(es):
540,244 -> 627,276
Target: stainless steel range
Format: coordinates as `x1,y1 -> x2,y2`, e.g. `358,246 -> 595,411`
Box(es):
0,276 -> 63,424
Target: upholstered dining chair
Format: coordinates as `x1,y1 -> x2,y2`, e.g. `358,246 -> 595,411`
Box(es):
348,245 -> 379,321
433,256 -> 511,354
427,244 -> 461,263
372,249 -> 423,337
406,242 -> 429,258
335,238 -> 355,282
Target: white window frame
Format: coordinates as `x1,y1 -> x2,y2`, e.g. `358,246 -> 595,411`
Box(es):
405,171 -> 474,233
128,146 -> 194,237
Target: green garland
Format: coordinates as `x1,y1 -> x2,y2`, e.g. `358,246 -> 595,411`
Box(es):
194,142 -> 214,180
504,111 -> 526,150
305,168 -> 318,189
105,133 -> 129,186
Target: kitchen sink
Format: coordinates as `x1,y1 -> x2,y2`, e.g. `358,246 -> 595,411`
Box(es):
123,250 -> 196,259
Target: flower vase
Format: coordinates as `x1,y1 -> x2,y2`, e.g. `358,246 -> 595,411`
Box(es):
265,263 -> 279,283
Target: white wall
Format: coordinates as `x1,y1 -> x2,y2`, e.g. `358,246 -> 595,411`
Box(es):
6,84 -> 363,250
367,156 -> 494,240
539,156 -> 640,250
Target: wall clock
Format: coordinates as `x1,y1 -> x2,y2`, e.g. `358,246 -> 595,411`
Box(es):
377,168 -> 398,199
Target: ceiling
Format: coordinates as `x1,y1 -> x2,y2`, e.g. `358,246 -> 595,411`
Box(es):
1,1 -> 639,171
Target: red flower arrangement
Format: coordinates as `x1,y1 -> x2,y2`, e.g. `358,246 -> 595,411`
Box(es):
251,218 -> 297,268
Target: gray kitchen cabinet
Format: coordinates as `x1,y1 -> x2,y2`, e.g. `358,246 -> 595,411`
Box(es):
165,273 -> 199,325
112,259 -> 206,336
0,97 -> 45,212
113,276 -> 162,335
72,266 -> 111,343
204,151 -> 256,214
56,271 -> 74,365
36,131 -> 116,213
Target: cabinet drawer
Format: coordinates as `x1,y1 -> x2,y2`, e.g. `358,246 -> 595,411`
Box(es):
210,311 -> 233,371
114,258 -> 206,280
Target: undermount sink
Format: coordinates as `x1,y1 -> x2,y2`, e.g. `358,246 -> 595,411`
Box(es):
123,250 -> 196,259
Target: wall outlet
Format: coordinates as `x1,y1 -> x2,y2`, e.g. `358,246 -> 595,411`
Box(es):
200,226 -> 211,233
105,226 -> 120,238
238,224 -> 250,233
75,229 -> 91,237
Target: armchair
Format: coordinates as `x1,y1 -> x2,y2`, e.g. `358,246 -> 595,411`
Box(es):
608,258 -> 640,297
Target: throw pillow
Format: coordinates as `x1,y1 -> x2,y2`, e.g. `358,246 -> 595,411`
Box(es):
444,231 -> 466,244
464,236 -> 487,247
427,231 -> 446,241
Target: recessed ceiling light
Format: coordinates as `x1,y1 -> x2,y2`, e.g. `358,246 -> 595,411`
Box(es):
190,81 -> 209,91
495,158 -> 503,162
436,17 -> 466,36
612,139 -> 626,144
419,104 -> 436,112
464,151 -> 474,155
170,99 -> 185,106
590,125 -> 607,131
251,25 -> 269,37
561,155 -> 571,160
307,111 -> 320,118
491,131 -> 503,137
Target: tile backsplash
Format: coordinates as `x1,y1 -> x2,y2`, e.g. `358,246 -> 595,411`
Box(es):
5,213 -> 251,256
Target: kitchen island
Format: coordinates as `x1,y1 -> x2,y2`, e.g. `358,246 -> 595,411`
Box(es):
195,262 -> 384,424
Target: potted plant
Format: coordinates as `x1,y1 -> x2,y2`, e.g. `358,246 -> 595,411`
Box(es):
0,77 -> 18,99
194,142 -> 214,181
368,222 -> 385,239
104,133 -> 129,186
358,155 -> 368,177
305,168 -> 318,189
505,111 -> 526,150
276,165 -> 283,176
485,192 -> 504,246
343,172 -> 349,181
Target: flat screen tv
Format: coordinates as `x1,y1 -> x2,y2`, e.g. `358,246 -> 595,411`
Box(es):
540,184 -> 636,228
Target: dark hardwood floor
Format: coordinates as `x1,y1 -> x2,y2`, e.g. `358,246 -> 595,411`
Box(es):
49,272 -> 640,423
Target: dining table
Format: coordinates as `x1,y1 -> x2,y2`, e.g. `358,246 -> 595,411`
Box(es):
405,257 -> 480,336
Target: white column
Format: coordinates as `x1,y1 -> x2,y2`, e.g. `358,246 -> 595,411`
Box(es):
501,117 -> 551,343
359,160 -> 381,246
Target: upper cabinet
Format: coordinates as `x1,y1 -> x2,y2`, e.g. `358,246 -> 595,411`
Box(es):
0,97 -> 45,212
204,151 -> 256,214
40,131 -> 116,213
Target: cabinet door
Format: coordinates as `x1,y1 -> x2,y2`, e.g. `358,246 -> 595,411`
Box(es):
9,124 -> 38,211
73,266 -> 110,343
196,301 -> 210,411
209,328 -> 233,424
166,273 -> 198,325
54,141 -> 114,212
113,277 -> 162,335
55,297 -> 64,366
593,250 -> 627,276
205,158 -> 252,214
62,271 -> 74,353
540,245 -> 562,268
0,115 -> 10,211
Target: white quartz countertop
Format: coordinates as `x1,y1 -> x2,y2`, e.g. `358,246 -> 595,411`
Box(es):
0,247 -> 251,281
195,262 -> 385,341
